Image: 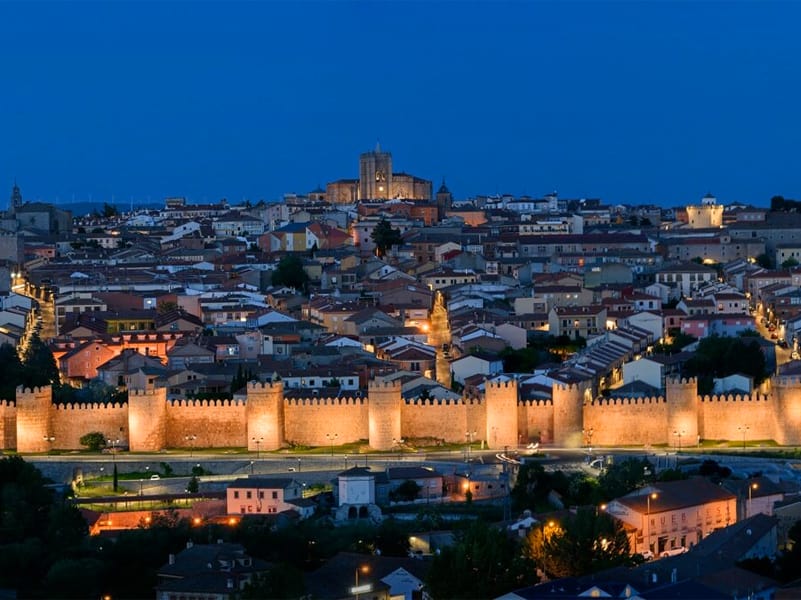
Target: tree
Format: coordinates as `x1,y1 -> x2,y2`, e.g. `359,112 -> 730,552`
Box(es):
598,457 -> 655,501
526,508 -> 632,579
21,334 -> 59,388
684,335 -> 768,394
782,257 -> 800,269
186,475 -> 199,494
101,202 -> 119,218
113,464 -> 118,493
426,521 -> 537,598
79,432 -> 106,452
157,300 -> 179,314
242,564 -> 306,599
370,219 -> 403,257
391,480 -> 420,502
0,343 -> 24,401
755,253 -> 773,269
271,255 -> 310,292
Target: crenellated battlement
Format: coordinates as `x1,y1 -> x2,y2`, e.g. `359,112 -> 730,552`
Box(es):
0,399 -> 15,409
128,388 -> 166,397
285,396 -> 366,406
53,402 -> 127,411
368,379 -> 401,390
247,380 -> 281,390
405,397 -> 463,406
487,379 -> 517,389
553,383 -> 583,392
520,398 -> 554,407
591,395 -> 666,406
700,394 -> 770,403
16,386 -> 51,395
666,377 -> 697,386
169,398 -> 246,408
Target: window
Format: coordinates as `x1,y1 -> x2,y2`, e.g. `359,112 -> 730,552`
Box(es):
234,491 -> 239,499
259,491 -> 264,499
272,491 -> 278,499
246,491 -> 252,499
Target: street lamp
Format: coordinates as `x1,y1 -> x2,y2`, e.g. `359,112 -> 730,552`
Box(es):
645,492 -> 658,555
107,438 -> 120,463
326,433 -> 338,457
252,436 -> 263,460
393,437 -> 404,462
185,434 -> 197,457
673,430 -> 685,452
353,564 -> 370,600
748,482 -> 758,518
465,430 -> 476,462
738,425 -> 749,451
42,435 -> 55,452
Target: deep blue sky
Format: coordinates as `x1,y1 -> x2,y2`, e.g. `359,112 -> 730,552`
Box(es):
2,1 -> 801,208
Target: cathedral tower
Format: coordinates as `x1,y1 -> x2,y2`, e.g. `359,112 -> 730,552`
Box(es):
359,142 -> 393,201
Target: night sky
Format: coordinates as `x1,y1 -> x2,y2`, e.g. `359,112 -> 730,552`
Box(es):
2,1 -> 801,207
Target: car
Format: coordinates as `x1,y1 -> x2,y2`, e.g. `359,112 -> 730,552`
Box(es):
150,474 -> 161,480
639,550 -> 654,561
661,547 -> 688,558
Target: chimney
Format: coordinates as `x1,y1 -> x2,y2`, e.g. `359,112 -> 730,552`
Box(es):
168,554 -> 175,565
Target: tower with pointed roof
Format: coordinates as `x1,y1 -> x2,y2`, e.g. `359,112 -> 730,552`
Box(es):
9,181 -> 22,214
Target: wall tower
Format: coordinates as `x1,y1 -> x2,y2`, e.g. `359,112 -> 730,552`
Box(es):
666,377 -> 699,449
772,377 -> 801,445
485,378 -> 519,449
128,387 -> 167,451
368,378 -> 401,450
246,380 -> 285,451
552,381 -> 588,447
16,386 -> 53,453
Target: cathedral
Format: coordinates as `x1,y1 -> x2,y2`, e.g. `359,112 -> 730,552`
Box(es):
326,143 -> 432,204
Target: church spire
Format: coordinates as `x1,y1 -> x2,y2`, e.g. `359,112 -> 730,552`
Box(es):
375,139 -> 381,154
9,180 -> 22,213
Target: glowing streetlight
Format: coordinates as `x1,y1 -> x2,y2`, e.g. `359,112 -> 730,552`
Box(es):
185,434 -> 197,457
252,436 -> 263,459
673,429 -> 685,452
326,433 -> 338,457
748,482 -> 758,518
738,425 -> 749,451
645,492 -> 658,555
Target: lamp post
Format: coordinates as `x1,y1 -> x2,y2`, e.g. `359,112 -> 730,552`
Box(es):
645,492 -> 658,555
326,433 -> 338,457
354,564 -> 369,600
185,434 -> 197,457
465,430 -> 476,462
673,429 -> 684,452
738,425 -> 749,451
252,436 -> 263,460
748,482 -> 758,518
393,438 -> 404,462
42,435 -> 55,452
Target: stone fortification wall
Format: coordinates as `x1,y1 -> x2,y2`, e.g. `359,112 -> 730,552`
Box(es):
0,400 -> 16,449
368,379 -> 402,450
284,397 -> 368,446
401,397 -> 473,443
520,400 -> 553,444
698,394 -> 774,442
552,382 -> 587,447
165,398 -> 247,448
584,396 -> 668,446
51,402 -> 128,450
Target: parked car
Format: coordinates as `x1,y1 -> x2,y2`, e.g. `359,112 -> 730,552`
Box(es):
661,547 -> 688,558
150,474 -> 161,480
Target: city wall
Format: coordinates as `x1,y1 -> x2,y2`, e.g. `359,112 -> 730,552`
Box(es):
165,398 -> 248,448
6,375 -> 801,452
283,397 -> 369,446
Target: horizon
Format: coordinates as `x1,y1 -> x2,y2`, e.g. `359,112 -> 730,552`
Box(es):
3,2 -> 801,208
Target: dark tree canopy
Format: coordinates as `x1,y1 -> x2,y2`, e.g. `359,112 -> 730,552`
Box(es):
271,255 -> 310,292
684,334 -> 768,394
426,521 -> 537,598
370,219 -> 403,257
527,508 -> 632,579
